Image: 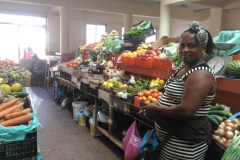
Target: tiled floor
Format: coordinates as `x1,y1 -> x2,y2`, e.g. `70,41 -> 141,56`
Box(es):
28,86 -> 124,160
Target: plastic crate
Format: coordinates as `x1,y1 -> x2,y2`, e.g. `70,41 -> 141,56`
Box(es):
127,57 -> 136,66
108,54 -> 119,64
0,129 -> 37,160
204,140 -> 225,160
153,58 -> 173,70
121,56 -> 128,65
232,54 -> 240,61
135,57 -> 154,68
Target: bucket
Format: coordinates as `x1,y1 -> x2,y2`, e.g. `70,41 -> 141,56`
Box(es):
78,109 -> 86,126
89,118 -> 102,136
72,101 -> 88,121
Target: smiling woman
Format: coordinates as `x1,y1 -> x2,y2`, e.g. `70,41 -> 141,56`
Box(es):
139,21 -> 217,160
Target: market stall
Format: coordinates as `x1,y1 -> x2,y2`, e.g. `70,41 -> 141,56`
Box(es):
47,21 -> 240,160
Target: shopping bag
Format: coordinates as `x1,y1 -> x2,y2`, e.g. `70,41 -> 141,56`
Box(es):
122,120 -> 142,160
139,129 -> 158,156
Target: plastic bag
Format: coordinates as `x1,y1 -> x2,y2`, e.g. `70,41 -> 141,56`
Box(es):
0,112 -> 42,143
123,120 -> 142,160
139,129 -> 158,156
162,44 -> 179,59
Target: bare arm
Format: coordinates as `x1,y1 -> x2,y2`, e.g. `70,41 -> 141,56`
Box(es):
140,70 -> 215,120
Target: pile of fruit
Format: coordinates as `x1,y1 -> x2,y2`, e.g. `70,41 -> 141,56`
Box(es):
227,60 -> 240,78
0,60 -> 17,67
137,89 -> 163,104
102,79 -> 128,89
149,77 -> 165,88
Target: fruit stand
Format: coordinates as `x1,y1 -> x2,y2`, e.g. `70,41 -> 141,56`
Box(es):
49,22 -> 240,160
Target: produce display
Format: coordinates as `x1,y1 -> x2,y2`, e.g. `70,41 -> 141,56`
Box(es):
0,60 -> 17,66
227,60 -> 240,78
136,89 -> 163,104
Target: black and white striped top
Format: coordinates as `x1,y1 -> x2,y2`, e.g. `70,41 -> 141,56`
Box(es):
156,63 -> 217,160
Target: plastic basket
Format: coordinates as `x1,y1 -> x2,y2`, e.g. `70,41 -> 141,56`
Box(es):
232,54 -> 240,61
0,129 -> 37,160
127,57 -> 136,66
108,54 -> 119,64
135,57 -> 154,68
121,56 -> 128,65
153,58 -> 173,70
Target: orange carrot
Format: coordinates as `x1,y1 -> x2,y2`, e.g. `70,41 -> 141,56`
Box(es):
0,113 -> 33,127
5,108 -> 31,120
0,118 -> 5,123
0,102 -> 24,119
0,98 -> 19,112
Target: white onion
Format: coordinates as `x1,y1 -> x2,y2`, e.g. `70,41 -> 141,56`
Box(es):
225,122 -> 234,127
225,120 -> 231,123
215,129 -> 225,137
231,118 -> 239,124
224,126 -> 233,131
225,131 -> 234,140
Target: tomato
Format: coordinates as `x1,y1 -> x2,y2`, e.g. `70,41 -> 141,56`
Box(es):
150,98 -> 157,103
142,96 -> 147,102
152,89 -> 159,93
149,89 -> 154,94
138,92 -> 144,97
151,93 -> 159,99
147,96 -> 153,101
158,92 -> 163,96
145,100 -> 150,104
144,91 -> 151,97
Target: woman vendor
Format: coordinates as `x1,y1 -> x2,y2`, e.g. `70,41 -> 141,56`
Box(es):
139,21 -> 217,160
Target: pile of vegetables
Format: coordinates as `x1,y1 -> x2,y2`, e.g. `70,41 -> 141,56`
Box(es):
207,104 -> 233,127
0,98 -> 32,127
221,130 -> 240,159
0,65 -> 32,79
213,118 -> 239,149
0,60 -> 17,66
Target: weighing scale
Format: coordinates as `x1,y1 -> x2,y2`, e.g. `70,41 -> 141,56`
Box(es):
207,43 -> 236,78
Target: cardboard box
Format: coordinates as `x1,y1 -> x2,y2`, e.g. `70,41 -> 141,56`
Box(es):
88,74 -> 103,80
22,77 -> 31,87
152,36 -> 179,48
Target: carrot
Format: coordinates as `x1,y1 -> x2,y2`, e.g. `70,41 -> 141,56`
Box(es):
0,118 -> 5,123
0,113 -> 33,127
5,108 -> 31,120
0,98 -> 20,112
0,102 -> 24,119
14,109 -> 21,113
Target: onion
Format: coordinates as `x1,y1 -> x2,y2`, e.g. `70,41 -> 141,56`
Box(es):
225,122 -> 234,127
218,125 -> 224,129
231,118 -> 239,124
223,140 -> 231,149
213,135 -> 221,141
225,119 -> 231,123
224,126 -> 233,131
215,129 -> 225,137
218,138 -> 226,146
225,131 -> 234,140
232,124 -> 239,131
220,122 -> 226,127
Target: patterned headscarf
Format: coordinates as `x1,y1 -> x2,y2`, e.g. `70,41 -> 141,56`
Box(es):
182,21 -> 208,45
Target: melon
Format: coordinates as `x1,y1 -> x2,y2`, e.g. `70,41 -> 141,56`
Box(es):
0,84 -> 11,94
11,83 -> 22,92
227,60 -> 240,78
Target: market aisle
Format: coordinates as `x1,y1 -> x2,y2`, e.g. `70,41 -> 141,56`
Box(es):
29,85 -> 124,160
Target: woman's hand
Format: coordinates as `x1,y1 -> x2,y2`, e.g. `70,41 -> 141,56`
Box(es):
138,103 -> 159,117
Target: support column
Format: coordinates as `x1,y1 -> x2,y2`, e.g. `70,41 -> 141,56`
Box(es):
124,14 -> 132,34
209,8 -> 222,37
159,0 -> 171,37
60,6 -> 70,53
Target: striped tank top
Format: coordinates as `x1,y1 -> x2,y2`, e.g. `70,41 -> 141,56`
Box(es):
156,63 -> 217,160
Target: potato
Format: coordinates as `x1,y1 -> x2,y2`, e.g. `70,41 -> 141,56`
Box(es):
12,66 -> 19,71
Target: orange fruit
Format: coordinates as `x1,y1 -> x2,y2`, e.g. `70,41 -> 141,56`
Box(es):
142,96 -> 147,102
158,92 -> 163,96
138,97 -> 143,101
150,98 -> 157,103
152,89 -> 159,93
149,89 -> 154,94
138,92 -> 144,97
145,100 -> 150,104
152,93 -> 159,99
144,91 -> 151,97
158,96 -> 162,100
147,96 -> 153,101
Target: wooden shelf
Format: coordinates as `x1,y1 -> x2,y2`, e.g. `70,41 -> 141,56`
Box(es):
97,126 -> 124,150
118,64 -> 174,80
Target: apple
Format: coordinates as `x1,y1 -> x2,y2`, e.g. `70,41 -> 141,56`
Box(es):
156,50 -> 162,55
149,54 -> 154,58
141,52 -> 146,57
153,56 -> 159,59
137,53 -> 141,57
152,47 -> 157,51
151,50 -> 157,56
146,50 -> 152,54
